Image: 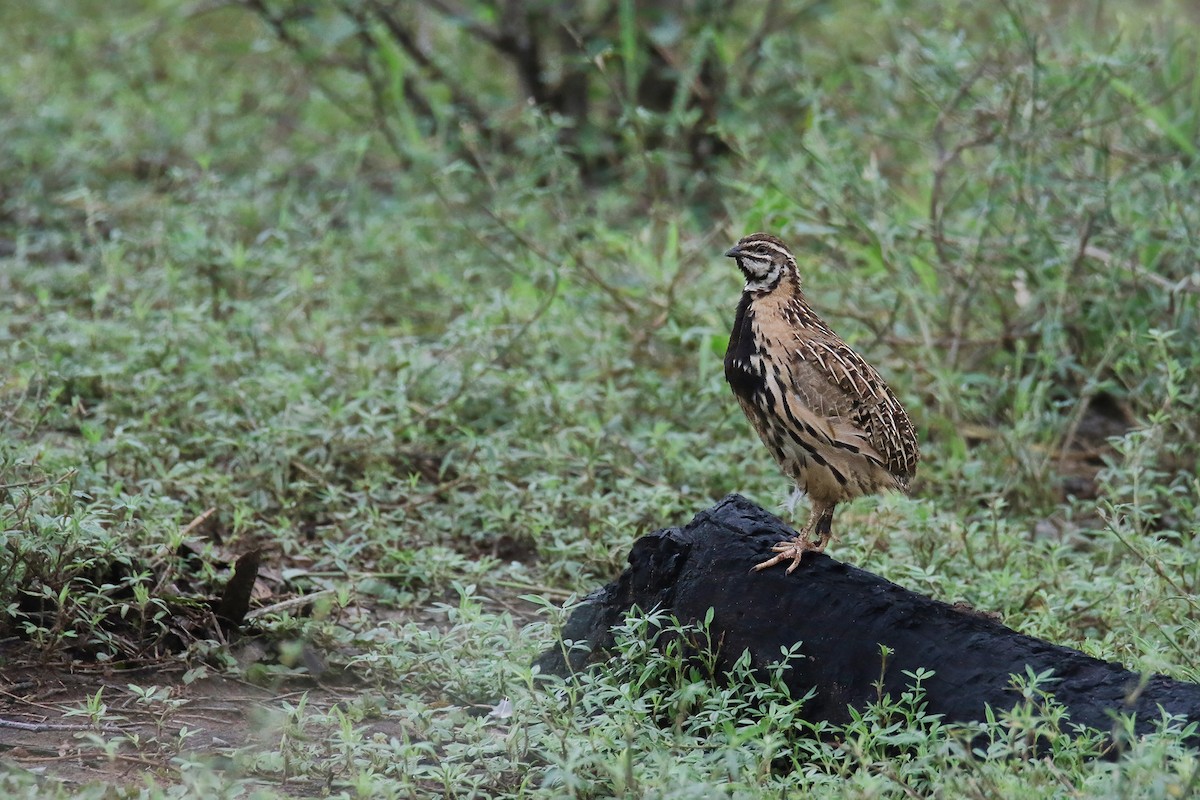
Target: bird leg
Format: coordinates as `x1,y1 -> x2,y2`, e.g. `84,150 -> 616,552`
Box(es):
752,501 -> 836,574
812,505 -> 834,551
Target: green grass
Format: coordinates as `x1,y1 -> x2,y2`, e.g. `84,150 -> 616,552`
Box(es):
2,0 -> 1200,796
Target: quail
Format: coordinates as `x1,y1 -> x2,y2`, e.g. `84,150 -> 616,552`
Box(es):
723,233 -> 919,573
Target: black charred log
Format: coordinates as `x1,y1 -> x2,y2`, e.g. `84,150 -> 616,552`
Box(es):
535,494 -> 1200,745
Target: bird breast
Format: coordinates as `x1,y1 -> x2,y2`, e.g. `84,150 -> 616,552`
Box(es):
724,291 -> 910,502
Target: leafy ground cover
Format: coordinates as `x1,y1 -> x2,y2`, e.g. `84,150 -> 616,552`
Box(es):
2,0 -> 1200,796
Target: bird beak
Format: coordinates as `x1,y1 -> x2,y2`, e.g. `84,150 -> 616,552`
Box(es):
724,245 -> 742,258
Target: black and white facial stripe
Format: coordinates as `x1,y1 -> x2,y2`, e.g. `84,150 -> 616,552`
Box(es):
724,233 -> 794,292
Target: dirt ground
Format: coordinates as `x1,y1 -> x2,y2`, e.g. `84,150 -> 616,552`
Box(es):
0,586 -> 544,793
0,653 -> 371,792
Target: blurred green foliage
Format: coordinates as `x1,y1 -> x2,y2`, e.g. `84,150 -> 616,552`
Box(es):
2,0 -> 1200,795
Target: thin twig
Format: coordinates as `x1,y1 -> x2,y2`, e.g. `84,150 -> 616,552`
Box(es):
0,717 -> 123,733
244,589 -> 339,621
0,478 -> 47,491
179,507 -> 216,538
1084,245 -> 1200,295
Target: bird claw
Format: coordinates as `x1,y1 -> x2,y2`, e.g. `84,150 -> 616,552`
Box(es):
751,537 -> 821,574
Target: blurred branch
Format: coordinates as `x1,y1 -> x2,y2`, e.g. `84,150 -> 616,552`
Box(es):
335,1 -> 415,163
929,61 -> 994,279
419,0 -> 504,47
366,0 -> 510,149
420,0 -> 549,105
1084,246 -> 1200,296
241,0 -> 375,126
244,0 -> 736,177
929,60 -> 999,369
738,0 -> 783,86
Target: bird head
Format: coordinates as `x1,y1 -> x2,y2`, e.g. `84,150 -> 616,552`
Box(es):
724,233 -> 796,293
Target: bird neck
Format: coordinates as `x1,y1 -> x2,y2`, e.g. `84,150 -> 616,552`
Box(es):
745,268 -> 802,302
744,270 -> 834,336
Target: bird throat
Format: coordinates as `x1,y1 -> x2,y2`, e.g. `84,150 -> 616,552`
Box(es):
741,262 -> 784,293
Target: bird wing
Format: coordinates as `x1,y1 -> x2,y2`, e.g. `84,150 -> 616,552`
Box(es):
789,337 -> 919,481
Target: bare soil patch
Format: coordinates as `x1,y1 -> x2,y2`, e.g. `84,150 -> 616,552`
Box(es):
0,654 -> 348,792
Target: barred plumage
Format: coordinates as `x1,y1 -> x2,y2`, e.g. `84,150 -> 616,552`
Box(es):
723,232 -> 919,573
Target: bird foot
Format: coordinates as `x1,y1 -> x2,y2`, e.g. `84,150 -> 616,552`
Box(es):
752,535 -> 827,575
